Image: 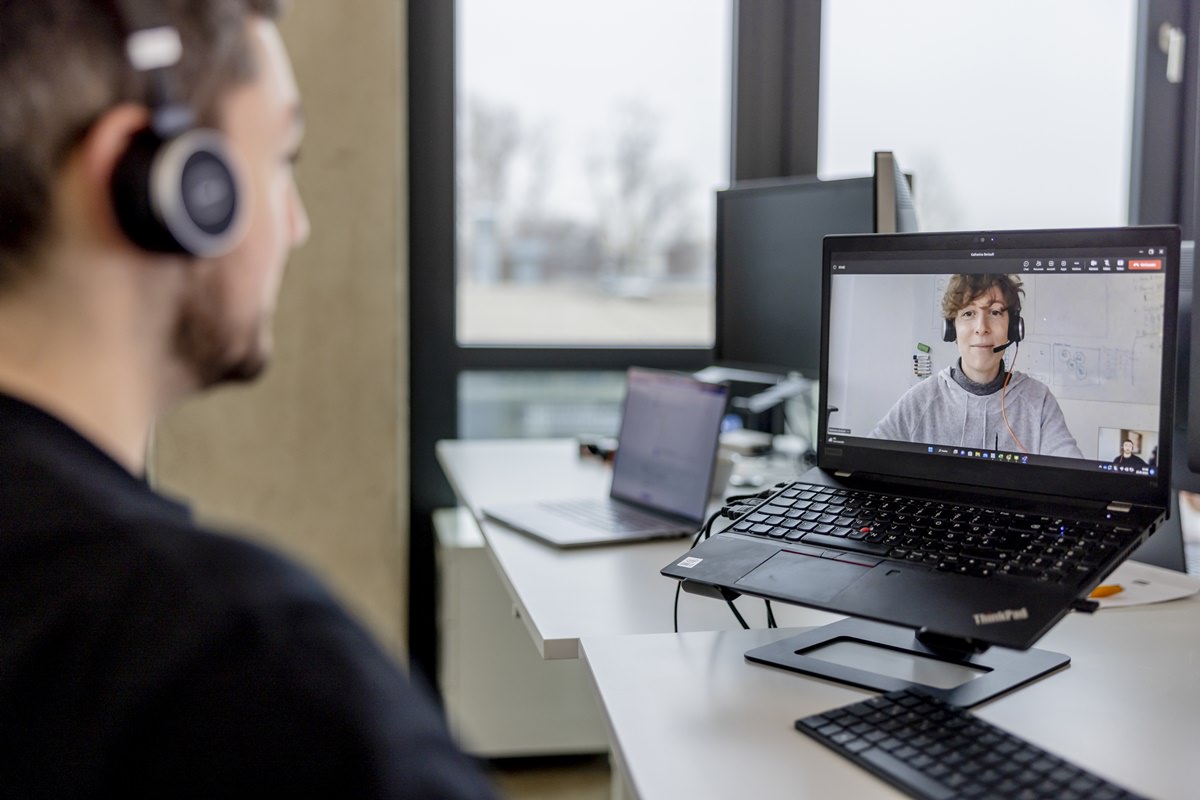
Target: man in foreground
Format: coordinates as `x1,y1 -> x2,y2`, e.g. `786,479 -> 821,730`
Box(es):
0,1 -> 496,794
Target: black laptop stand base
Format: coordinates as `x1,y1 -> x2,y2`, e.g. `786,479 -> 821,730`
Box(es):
744,618 -> 1069,708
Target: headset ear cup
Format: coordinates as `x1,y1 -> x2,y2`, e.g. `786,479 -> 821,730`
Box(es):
943,318 -> 955,342
111,127 -> 244,257
1010,313 -> 1024,344
112,129 -> 168,252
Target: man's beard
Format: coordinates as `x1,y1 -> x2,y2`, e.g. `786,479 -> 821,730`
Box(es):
172,281 -> 269,389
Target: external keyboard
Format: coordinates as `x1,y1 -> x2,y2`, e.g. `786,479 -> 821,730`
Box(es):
725,481 -> 1137,587
796,689 -> 1145,800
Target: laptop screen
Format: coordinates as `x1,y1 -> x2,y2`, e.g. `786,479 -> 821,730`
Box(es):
610,368 -> 729,520
819,226 -> 1180,509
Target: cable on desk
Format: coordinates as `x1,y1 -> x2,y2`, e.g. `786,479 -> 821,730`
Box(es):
673,509 -> 720,633
725,596 -> 750,629
673,487 -> 780,633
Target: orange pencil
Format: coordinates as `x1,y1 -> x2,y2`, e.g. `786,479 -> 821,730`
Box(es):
1089,584 -> 1124,599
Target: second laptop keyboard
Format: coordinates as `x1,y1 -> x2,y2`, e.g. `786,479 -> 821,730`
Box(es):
543,499 -> 681,532
724,481 -> 1138,587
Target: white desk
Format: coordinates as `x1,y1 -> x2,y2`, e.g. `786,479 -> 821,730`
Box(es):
581,592 -> 1200,800
436,438 -> 841,659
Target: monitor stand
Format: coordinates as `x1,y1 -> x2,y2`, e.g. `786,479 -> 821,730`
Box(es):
744,618 -> 1070,708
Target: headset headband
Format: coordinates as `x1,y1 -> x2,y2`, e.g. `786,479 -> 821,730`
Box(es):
110,0 -> 193,135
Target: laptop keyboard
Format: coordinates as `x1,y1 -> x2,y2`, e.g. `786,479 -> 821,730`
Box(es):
725,481 -> 1138,587
543,499 -> 683,532
796,689 -> 1145,800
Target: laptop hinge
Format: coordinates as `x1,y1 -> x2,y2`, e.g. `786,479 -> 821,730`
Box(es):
834,470 -> 853,478
1106,501 -> 1133,514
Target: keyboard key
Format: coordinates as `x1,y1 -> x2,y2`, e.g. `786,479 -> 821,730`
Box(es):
859,747 -> 956,800
801,532 -> 892,556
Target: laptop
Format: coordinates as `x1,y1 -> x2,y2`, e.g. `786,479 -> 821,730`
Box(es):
484,367 -> 729,548
663,226 -> 1180,675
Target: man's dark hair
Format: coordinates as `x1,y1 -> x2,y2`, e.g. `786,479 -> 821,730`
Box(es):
942,273 -> 1024,321
0,0 -> 281,286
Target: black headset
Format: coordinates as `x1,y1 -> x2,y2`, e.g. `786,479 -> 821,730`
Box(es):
108,0 -> 244,257
942,302 -> 1024,347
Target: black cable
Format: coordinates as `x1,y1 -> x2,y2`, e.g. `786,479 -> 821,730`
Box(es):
673,509 -> 720,633
724,596 -> 750,630
672,581 -> 682,633
765,599 -> 777,629
672,487 -> 789,632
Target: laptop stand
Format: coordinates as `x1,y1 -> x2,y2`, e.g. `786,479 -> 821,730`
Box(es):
744,618 -> 1070,707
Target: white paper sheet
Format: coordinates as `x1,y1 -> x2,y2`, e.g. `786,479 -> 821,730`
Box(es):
1092,559 -> 1200,608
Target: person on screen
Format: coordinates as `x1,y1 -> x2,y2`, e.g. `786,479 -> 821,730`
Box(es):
1113,439 -> 1149,468
0,1 -> 494,795
870,273 -> 1083,458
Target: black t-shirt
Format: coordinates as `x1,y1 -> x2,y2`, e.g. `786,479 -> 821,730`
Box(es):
0,394 -> 496,797
1112,453 -> 1149,468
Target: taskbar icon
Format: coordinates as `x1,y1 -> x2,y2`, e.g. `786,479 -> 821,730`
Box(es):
951,448 -> 1027,464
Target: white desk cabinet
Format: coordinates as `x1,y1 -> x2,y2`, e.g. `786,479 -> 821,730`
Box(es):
434,508 -> 607,757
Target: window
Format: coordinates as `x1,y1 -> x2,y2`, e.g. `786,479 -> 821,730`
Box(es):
456,0 -> 731,346
458,371 -> 625,439
819,0 -> 1138,231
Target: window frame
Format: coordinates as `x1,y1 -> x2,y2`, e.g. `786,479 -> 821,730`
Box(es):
1130,0 -> 1195,233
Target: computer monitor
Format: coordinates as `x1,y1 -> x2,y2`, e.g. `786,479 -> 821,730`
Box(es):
873,150 -> 918,234
710,160 -> 919,434
713,175 -> 874,378
714,155 -> 919,378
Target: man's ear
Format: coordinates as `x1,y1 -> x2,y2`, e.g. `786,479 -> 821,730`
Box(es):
68,104 -> 150,247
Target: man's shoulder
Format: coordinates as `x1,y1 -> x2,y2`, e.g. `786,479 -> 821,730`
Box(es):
0,491 -> 345,654
0,403 -> 367,667
0,458 -> 321,613
122,514 -> 331,611
96,523 -> 495,795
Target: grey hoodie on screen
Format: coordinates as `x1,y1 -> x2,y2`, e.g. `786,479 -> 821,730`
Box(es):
869,364 -> 1084,458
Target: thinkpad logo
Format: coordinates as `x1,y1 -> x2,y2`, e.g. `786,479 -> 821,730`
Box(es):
972,607 -> 1030,626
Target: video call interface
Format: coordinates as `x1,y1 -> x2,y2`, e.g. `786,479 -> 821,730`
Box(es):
823,245 -> 1169,478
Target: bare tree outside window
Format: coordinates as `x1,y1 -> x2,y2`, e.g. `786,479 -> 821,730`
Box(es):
585,101 -> 698,297
457,0 -> 729,346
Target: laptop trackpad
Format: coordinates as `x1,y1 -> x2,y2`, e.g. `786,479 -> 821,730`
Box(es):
735,550 -> 869,604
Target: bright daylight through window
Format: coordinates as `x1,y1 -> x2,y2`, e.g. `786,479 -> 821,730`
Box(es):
819,0 -> 1136,230
456,0 -> 730,346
